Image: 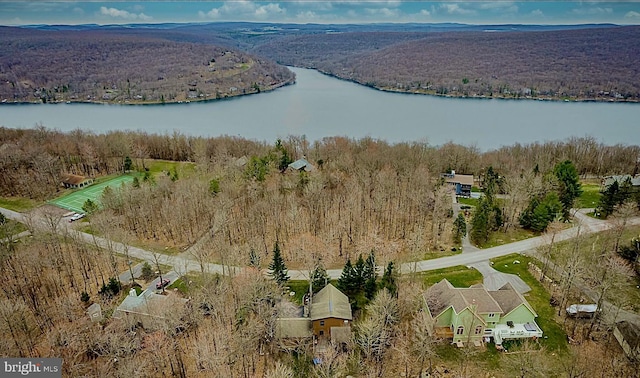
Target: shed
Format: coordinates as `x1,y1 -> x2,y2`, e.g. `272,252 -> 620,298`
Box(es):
566,304 -> 598,319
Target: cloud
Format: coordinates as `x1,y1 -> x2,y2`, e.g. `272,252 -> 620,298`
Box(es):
255,3 -> 286,19
420,9 -> 431,17
296,10 -> 318,21
199,1 -> 286,20
100,7 -> 152,21
440,4 -> 476,16
570,7 -> 613,15
625,11 -> 640,19
365,7 -> 399,18
530,9 -> 544,17
478,2 -> 517,11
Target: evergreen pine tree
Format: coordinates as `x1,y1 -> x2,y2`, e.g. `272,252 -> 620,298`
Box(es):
363,251 -> 377,300
310,261 -> 330,293
380,261 -> 397,297
553,160 -> 582,220
354,254 -> 366,292
338,259 -> 357,296
269,241 -> 289,285
453,213 -> 467,244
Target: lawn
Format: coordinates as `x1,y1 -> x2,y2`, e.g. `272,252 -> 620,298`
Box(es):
490,254 -> 568,352
457,197 -> 479,207
144,159 -> 197,177
481,227 -> 539,249
576,183 -> 601,208
287,280 -> 312,304
0,219 -> 27,239
0,197 -> 38,212
421,266 -> 483,288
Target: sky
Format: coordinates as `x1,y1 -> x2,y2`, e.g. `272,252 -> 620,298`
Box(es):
1,1 -> 640,26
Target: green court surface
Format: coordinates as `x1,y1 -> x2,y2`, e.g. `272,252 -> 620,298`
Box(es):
50,175 -> 134,213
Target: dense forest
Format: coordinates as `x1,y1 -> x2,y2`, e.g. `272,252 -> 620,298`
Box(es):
0,26 -> 295,104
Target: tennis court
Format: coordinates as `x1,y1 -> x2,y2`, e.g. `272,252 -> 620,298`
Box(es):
50,175 -> 134,213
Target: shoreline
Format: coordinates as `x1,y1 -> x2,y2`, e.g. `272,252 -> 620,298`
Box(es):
311,67 -> 640,104
0,78 -> 296,106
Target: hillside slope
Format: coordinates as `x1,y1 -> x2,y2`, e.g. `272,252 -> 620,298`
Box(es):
253,26 -> 640,101
0,26 -> 295,104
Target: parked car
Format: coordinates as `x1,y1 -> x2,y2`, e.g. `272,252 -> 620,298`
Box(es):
69,213 -> 85,222
156,279 -> 170,289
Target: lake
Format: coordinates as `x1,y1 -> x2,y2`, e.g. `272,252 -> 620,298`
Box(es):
1,67 -> 638,151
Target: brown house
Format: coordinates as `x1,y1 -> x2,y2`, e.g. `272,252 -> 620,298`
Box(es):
441,170 -> 474,197
62,174 -> 94,189
310,284 -> 352,340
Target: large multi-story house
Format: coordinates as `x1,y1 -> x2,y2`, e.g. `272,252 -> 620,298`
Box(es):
424,279 -> 542,347
441,170 -> 474,197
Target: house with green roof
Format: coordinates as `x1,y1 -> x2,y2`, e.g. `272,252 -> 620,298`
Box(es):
310,284 -> 352,340
424,279 -> 542,346
275,284 -> 352,344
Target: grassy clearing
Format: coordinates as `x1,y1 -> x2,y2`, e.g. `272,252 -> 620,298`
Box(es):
144,160 -> 197,177
0,197 -> 38,212
287,280 -> 311,304
421,266 -> 483,288
0,219 -> 27,239
457,197 -> 479,207
490,254 -> 567,352
577,183 -> 601,208
482,227 -> 538,249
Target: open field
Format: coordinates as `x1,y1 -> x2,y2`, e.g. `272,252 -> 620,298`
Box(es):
49,175 -> 134,213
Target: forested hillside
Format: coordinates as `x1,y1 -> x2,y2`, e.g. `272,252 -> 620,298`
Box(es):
2,23 -> 638,104
252,26 -> 640,101
0,26 -> 295,104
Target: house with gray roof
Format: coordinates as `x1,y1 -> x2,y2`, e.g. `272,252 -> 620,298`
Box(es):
424,279 -> 542,346
114,288 -> 188,329
602,174 -> 640,188
288,158 -> 315,172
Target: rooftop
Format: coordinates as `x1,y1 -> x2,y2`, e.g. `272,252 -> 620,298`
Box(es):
425,279 -> 537,318
62,174 -> 89,185
310,284 -> 352,321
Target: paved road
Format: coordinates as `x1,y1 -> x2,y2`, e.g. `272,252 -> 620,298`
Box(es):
2,206 -> 639,282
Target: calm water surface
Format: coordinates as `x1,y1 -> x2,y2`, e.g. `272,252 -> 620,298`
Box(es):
1,67 -> 638,150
